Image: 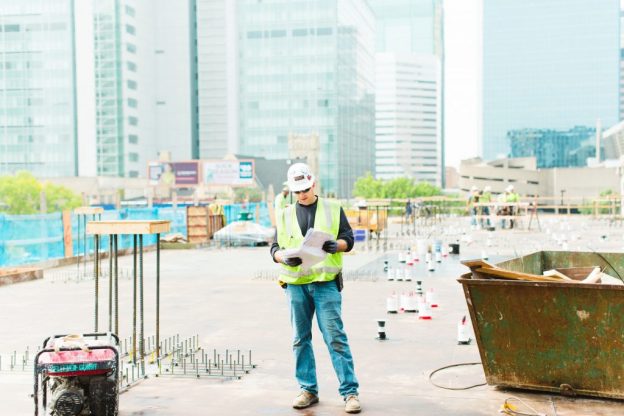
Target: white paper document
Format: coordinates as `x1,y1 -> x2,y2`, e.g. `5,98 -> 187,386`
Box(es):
282,228 -> 334,270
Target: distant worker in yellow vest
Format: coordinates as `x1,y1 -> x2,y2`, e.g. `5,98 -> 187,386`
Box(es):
467,185 -> 480,227
505,184 -> 519,203
274,184 -> 290,212
270,163 -> 361,414
504,185 -> 520,229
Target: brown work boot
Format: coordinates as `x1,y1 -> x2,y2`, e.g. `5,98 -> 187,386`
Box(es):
345,395 -> 361,413
292,390 -> 319,409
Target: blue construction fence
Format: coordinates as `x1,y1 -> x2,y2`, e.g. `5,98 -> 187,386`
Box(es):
0,202 -> 270,267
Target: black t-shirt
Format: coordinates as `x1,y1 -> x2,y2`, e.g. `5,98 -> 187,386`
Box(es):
270,197 -> 354,259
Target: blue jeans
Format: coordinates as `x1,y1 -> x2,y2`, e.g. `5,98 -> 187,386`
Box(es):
285,280 -> 359,398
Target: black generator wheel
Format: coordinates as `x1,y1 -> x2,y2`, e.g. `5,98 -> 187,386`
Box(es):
88,375 -> 118,416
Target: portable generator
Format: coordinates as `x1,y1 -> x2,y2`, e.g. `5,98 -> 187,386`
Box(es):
34,333 -> 119,416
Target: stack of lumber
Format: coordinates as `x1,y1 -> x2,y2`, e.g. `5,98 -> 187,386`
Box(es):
460,259 -> 623,284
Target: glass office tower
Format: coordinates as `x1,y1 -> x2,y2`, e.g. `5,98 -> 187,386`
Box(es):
509,126 -> 595,168
0,0 -> 78,177
237,0 -> 375,197
482,0 -> 620,161
369,0 -> 438,55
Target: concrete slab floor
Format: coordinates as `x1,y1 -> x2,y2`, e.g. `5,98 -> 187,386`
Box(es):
1,216 -> 623,415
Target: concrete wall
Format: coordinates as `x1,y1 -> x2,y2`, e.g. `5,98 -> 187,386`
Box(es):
459,157 -> 620,199
459,158 -> 540,196
543,168 -> 620,200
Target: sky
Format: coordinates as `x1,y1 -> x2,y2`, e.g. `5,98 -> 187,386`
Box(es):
444,0 -> 481,169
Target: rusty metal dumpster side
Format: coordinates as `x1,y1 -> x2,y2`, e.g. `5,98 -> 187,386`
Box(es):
459,275 -> 624,400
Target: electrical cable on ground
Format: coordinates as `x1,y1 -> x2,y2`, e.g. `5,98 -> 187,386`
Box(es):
428,362 -> 487,390
499,396 -> 557,416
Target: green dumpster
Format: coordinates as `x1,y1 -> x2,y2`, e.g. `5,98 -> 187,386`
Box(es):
458,250 -> 624,400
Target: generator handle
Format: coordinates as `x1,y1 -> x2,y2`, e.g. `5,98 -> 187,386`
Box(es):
41,332 -> 120,348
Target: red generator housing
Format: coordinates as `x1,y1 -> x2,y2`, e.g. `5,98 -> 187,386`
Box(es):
34,333 -> 119,416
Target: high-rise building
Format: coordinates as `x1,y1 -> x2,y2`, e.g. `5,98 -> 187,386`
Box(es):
375,54 -> 440,184
193,0 -> 238,159
0,0 -> 193,179
0,0 -> 96,177
237,0 -> 375,197
369,0 -> 441,56
370,0 -> 444,186
620,8 -> 624,121
93,0 -> 193,178
152,0 -> 194,162
482,0 -> 620,161
92,0 -> 134,177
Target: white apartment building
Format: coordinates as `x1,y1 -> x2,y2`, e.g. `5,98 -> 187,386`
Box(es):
375,53 -> 440,185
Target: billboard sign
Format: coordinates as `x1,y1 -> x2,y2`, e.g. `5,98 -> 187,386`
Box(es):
203,160 -> 255,186
148,161 -> 199,186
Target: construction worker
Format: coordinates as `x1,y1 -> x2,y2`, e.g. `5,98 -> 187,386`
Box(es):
480,186 -> 492,228
405,199 -> 413,223
506,185 -> 519,203
270,163 -> 361,413
505,185 -> 520,229
467,185 -> 480,227
274,184 -> 290,212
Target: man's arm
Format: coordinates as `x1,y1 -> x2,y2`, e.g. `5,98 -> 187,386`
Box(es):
335,207 -> 354,253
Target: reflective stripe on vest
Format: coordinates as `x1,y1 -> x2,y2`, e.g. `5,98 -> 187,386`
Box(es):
280,266 -> 342,278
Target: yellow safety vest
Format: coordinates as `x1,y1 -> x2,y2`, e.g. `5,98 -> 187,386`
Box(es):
277,197 -> 342,284
506,192 -> 519,203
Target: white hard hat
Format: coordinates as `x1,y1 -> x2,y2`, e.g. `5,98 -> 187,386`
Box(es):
484,186 -> 491,192
470,185 -> 478,192
505,185 -> 514,192
287,163 -> 315,192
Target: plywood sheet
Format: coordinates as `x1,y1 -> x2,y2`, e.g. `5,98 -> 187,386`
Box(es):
87,220 -> 171,235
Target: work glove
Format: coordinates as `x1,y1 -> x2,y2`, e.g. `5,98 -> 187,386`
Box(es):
282,257 -> 302,267
322,240 -> 338,254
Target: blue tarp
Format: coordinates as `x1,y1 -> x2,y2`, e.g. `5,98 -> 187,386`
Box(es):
0,213 -> 64,267
0,203 -> 269,267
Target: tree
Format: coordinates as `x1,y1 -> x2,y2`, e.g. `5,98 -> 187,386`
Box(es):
383,177 -> 415,198
413,182 -> 441,197
352,172 -> 383,198
43,182 -> 83,213
352,173 -> 442,199
0,171 -> 82,214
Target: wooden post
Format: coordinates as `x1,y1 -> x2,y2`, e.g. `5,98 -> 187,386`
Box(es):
62,210 -> 73,258
267,185 -> 276,227
255,204 -> 260,224
39,191 -> 47,214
